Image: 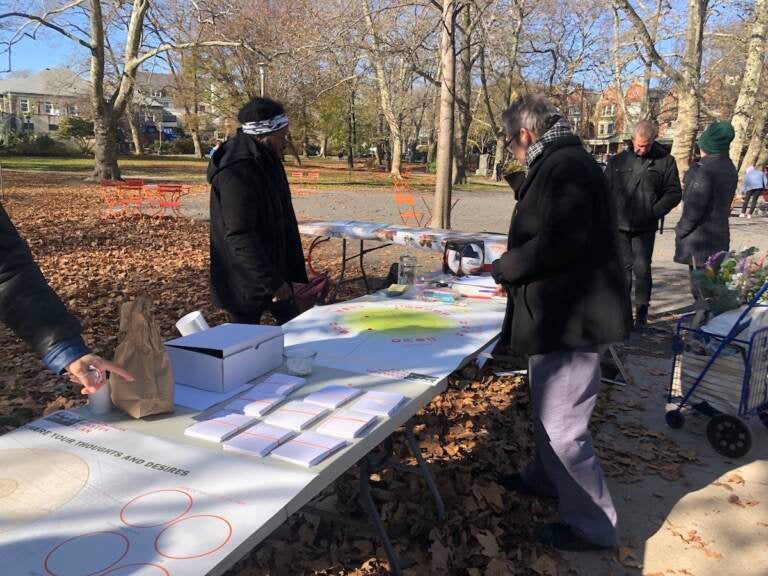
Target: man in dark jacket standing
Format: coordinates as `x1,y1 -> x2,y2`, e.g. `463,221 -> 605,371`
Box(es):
605,121 -> 681,329
208,97 -> 308,325
674,122 -> 738,296
0,203 -> 133,392
492,95 -> 631,551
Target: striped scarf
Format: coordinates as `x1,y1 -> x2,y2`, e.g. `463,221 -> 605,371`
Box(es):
525,116 -> 573,170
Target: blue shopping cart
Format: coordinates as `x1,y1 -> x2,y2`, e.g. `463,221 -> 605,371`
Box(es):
667,282 -> 768,458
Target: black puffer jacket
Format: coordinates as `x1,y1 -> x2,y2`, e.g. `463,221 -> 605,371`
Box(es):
674,153 -> 738,266
208,132 -> 307,316
605,142 -> 682,232
0,202 -> 83,359
492,135 -> 631,355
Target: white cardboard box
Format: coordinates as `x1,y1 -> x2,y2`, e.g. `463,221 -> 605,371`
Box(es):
165,324 -> 283,393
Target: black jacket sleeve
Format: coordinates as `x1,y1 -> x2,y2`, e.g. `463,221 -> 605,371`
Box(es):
216,162 -> 284,297
492,162 -> 593,286
0,202 -> 83,359
653,157 -> 682,218
675,166 -> 712,240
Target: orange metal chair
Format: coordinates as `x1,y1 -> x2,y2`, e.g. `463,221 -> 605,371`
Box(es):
306,171 -> 321,194
99,180 -> 123,217
145,183 -> 190,217
393,191 -> 431,227
291,171 -> 310,197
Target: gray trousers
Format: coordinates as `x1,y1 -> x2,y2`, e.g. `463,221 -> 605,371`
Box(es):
521,347 -> 619,547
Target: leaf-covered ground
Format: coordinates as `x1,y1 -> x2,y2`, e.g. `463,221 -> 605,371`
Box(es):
0,171 -> 701,575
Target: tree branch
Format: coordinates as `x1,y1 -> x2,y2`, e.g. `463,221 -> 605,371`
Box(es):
0,10 -> 92,51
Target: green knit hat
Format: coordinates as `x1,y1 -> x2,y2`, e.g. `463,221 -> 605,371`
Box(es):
697,121 -> 735,154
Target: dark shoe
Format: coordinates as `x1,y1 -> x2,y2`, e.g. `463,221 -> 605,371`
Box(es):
498,473 -> 556,499
633,305 -> 649,331
537,522 -> 615,551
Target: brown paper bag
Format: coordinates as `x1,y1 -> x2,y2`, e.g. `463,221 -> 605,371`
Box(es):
110,297 -> 174,418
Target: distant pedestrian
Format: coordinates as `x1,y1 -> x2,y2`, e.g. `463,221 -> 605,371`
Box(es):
674,122 -> 738,299
739,165 -> 768,218
605,121 -> 682,330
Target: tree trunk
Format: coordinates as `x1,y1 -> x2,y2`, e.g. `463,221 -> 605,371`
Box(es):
191,130 -> 203,158
391,132 -> 403,176
452,3 -> 472,186
127,106 -> 142,156
669,0 -> 708,177
92,115 -> 121,181
433,0 -> 456,229
671,88 -> 700,177
729,0 -> 768,169
739,96 -> 768,178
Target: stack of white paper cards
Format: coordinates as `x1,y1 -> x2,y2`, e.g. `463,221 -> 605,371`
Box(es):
270,431 -> 347,467
316,409 -> 378,439
223,423 -> 295,457
184,410 -> 256,443
227,389 -> 284,417
264,401 -> 329,431
254,372 -> 306,396
304,385 -> 363,409
352,391 -> 408,417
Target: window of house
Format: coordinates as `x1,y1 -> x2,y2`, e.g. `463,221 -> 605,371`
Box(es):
48,124 -> 59,131
153,90 -> 164,98
568,105 -> 580,116
198,104 -> 206,113
602,104 -> 615,116
44,102 -> 54,114
67,104 -> 79,115
20,99 -> 30,113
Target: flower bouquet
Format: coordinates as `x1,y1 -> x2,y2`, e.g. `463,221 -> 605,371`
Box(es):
691,248 -> 768,317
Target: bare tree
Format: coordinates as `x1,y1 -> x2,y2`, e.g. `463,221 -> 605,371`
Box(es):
729,0 -> 768,168
1,1 -> 243,179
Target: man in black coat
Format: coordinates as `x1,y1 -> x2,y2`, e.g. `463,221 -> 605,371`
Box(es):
674,122 -> 738,297
605,121 -> 681,329
208,97 -> 308,325
492,94 -> 631,551
0,203 -> 132,392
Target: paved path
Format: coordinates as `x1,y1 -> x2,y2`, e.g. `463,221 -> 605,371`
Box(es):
186,187 -> 768,317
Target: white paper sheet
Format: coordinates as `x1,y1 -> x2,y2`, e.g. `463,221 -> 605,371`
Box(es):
352,391 -> 407,417
316,409 -> 378,439
184,411 -> 257,443
264,401 -> 329,431
174,382 -> 252,410
303,385 -> 363,409
223,423 -> 295,457
270,431 -> 347,467
227,387 -> 286,417
253,372 -> 306,396
0,411 -> 317,576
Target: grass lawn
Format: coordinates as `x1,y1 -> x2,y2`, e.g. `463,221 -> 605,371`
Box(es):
0,154 -> 503,192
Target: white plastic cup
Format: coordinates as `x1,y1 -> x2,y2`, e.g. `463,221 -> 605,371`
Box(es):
176,310 -> 210,336
88,380 -> 112,415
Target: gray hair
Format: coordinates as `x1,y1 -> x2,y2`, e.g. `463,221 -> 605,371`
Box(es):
632,120 -> 658,140
501,94 -> 561,139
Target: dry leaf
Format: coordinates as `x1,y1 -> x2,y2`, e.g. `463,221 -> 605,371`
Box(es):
474,529 -> 500,557
726,473 -> 745,486
430,536 -> 451,572
530,553 -> 559,576
618,546 -> 642,568
485,557 -> 513,576
712,481 -> 733,492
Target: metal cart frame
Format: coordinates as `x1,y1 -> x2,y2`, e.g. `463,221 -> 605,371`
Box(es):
667,283 -> 768,458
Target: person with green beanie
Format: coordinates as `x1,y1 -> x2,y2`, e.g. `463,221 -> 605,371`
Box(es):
674,121 -> 738,299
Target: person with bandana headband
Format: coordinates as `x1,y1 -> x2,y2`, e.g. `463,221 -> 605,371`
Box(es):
208,97 -> 308,325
